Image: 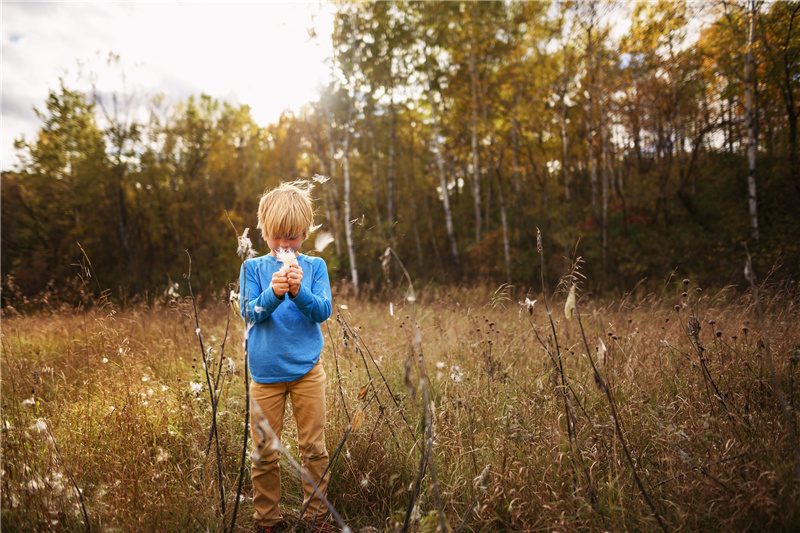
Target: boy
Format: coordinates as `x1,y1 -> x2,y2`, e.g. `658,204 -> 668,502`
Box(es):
240,181 -> 333,533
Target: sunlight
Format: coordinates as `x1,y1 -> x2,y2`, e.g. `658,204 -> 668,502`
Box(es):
1,2 -> 335,168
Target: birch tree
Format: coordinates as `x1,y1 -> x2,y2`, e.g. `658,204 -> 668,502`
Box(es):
744,0 -> 763,243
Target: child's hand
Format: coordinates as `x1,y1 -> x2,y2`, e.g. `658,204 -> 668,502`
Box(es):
272,271 -> 290,298
287,264 -> 303,297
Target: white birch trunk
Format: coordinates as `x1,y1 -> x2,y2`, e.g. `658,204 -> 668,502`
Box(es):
498,175 -> 512,286
388,98 -> 397,245
342,123 -> 359,295
424,52 -> 460,271
321,104 -> 343,260
561,86 -> 571,203
745,0 -> 760,242
469,39 -> 482,244
586,25 -> 599,220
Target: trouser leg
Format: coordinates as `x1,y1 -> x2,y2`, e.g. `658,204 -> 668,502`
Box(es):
289,361 -> 330,521
250,380 -> 287,526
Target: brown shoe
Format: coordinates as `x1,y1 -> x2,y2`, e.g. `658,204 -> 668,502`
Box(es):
256,524 -> 278,533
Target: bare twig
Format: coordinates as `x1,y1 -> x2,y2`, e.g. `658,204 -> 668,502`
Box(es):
185,250 -> 226,517
574,307 -> 669,533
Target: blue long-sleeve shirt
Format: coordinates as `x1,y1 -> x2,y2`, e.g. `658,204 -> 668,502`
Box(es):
239,253 -> 332,383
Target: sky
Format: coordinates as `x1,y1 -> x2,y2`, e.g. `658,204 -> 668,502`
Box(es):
1,1 -> 335,171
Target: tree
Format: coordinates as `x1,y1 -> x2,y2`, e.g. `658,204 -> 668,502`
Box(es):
744,0 -> 763,243
7,82 -> 109,294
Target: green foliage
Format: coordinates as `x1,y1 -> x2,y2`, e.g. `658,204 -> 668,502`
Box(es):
2,1 -> 800,307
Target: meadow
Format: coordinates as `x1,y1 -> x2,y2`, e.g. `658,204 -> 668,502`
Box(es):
2,268 -> 799,532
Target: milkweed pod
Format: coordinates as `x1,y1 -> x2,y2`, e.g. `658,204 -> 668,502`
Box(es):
358,382 -> 370,401
565,283 -> 577,320
351,406 -> 364,431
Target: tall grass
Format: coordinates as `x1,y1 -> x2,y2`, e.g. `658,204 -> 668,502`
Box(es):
2,269 -> 799,531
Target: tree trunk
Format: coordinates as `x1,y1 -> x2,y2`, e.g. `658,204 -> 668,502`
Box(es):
745,0 -> 760,243
780,4 -> 800,197
424,50 -> 461,274
368,129 -> 386,243
511,90 -> 522,197
560,85 -> 571,205
115,166 -> 138,289
586,24 -> 599,221
342,123 -> 359,295
407,125 -> 425,273
320,104 -> 344,261
388,97 -> 397,244
308,116 -> 342,259
496,166 -> 512,286
469,34 -> 482,245
600,62 -> 609,280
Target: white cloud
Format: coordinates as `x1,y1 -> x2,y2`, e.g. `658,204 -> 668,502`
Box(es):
1,1 -> 335,170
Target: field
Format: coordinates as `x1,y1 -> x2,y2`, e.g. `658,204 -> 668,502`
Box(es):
2,275 -> 799,532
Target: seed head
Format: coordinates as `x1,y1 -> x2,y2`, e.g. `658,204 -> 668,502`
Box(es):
351,407 -> 365,431
357,382 -> 370,401
564,284 -> 577,320
275,248 -> 298,274
314,231 -> 335,252
237,228 -> 257,259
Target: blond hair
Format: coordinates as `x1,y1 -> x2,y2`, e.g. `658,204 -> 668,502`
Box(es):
257,181 -> 314,241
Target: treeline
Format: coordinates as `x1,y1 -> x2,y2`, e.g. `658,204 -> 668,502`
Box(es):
2,0 -> 800,307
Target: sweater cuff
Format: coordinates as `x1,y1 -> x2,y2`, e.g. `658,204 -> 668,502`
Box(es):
288,283 -> 312,308
262,283 -> 285,308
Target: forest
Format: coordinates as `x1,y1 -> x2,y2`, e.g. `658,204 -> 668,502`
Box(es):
2,0 -> 800,304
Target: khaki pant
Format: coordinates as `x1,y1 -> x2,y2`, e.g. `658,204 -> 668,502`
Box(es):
250,361 -> 330,526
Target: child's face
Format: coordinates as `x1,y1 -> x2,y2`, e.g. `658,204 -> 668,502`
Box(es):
266,233 -> 305,255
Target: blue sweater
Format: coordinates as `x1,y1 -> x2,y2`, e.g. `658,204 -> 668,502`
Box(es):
239,253 -> 332,383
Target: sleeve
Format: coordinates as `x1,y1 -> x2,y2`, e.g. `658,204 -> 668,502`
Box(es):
288,257 -> 332,323
240,260 -> 284,324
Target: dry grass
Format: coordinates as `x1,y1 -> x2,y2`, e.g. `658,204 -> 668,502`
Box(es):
2,278 -> 799,532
